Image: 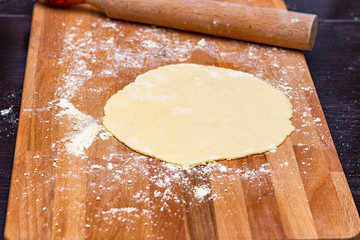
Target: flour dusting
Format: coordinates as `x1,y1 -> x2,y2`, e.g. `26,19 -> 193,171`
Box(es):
0,106 -> 13,116
194,185 -> 211,200
56,99 -> 107,156
17,10 -> 327,236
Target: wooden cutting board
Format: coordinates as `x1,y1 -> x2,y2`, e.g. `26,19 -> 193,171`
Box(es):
5,0 -> 360,239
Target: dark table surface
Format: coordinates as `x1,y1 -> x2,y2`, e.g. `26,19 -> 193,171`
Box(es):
0,0 -> 359,238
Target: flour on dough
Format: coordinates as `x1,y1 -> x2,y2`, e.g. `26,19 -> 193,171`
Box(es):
103,64 -> 294,166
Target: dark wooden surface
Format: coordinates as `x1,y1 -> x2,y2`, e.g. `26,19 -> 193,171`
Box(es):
0,0 -> 359,238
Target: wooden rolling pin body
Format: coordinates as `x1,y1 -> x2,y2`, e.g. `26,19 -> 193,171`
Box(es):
51,0 -> 318,50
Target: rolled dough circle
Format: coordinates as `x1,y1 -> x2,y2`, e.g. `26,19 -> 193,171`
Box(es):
103,64 -> 294,166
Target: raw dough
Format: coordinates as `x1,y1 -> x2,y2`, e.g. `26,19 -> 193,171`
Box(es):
103,64 -> 294,166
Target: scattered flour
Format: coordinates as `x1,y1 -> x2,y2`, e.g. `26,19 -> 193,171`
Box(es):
99,131 -> 112,140
56,99 -> 108,156
0,106 -> 13,116
277,84 -> 293,94
91,164 -> 102,170
102,207 -> 138,215
194,185 -> 211,200
313,117 -> 321,123
268,144 -> 277,153
0,92 -> 21,138
107,163 -> 113,170
197,38 -> 206,47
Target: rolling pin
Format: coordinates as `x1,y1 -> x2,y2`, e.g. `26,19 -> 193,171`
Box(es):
44,0 -> 318,50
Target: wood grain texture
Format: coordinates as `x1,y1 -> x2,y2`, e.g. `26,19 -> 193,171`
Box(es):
4,0 -> 360,239
44,0 -> 317,50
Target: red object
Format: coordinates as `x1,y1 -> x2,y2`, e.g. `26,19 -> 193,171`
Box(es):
46,0 -> 86,6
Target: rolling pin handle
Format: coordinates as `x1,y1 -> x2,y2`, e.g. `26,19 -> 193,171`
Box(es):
45,0 -> 86,6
